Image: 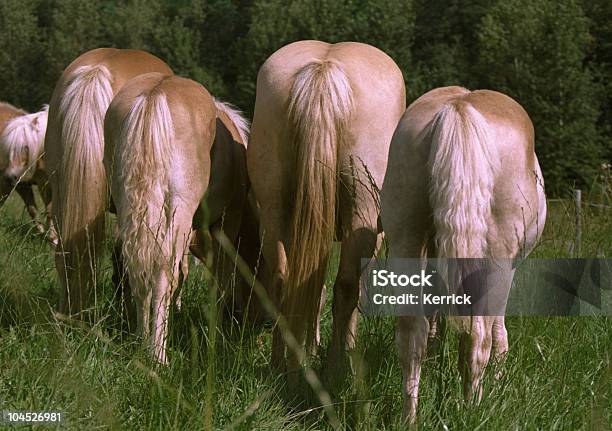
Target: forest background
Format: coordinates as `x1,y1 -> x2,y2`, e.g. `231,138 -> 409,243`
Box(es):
1,0 -> 611,195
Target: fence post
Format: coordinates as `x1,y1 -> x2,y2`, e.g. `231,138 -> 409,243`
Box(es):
574,189 -> 581,256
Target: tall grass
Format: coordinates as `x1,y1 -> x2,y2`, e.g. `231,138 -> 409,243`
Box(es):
0,175 -> 610,429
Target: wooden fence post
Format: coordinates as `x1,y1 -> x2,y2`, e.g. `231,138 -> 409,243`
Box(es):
574,189 -> 581,256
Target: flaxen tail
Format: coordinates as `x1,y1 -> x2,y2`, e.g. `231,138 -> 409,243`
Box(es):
0,106 -> 48,169
428,100 -> 498,258
56,65 -> 113,309
428,100 -> 499,324
116,88 -> 174,330
286,59 -> 353,351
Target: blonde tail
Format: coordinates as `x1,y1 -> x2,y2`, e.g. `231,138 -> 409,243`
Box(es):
428,100 -> 499,327
116,89 -> 174,347
0,106 -> 48,170
286,60 -> 353,351
429,100 -> 498,257
56,65 -> 113,311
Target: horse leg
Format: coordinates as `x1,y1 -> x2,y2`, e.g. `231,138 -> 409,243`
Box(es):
132,274 -> 152,351
174,257 -> 189,312
490,265 -> 514,378
210,207 -> 244,317
150,270 -> 173,365
15,183 -> 44,234
327,226 -> 378,369
37,176 -> 58,245
259,210 -> 289,370
0,177 -> 12,208
458,316 -> 495,403
386,234 -> 431,424
491,315 -> 508,380
397,316 -> 429,424
492,316 -> 508,361
312,284 -> 326,354
150,221 -> 192,365
112,224 -> 136,330
427,312 -> 446,357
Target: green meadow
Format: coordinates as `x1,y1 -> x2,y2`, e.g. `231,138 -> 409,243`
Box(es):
0,177 -> 610,430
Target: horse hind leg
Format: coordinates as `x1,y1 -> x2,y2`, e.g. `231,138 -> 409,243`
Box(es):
257,210 -> 289,370
312,284 -> 326,354
174,257 -> 189,312
458,315 -> 495,403
427,311 -> 446,357
150,220 -> 192,365
112,229 -> 136,331
328,226 -> 378,369
492,316 -> 508,361
397,316 -> 429,424
39,179 -> 58,245
150,269 -> 173,365
491,316 -> 508,380
15,183 -> 45,234
0,177 -> 10,207
490,266 -> 515,378
56,220 -> 102,318
133,278 -> 153,345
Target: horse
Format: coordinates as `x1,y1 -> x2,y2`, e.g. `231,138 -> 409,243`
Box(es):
44,48 -> 173,316
192,99 -> 267,323
104,72 -> 261,363
0,105 -> 55,241
380,86 -> 547,423
0,102 -> 27,204
247,40 -> 406,373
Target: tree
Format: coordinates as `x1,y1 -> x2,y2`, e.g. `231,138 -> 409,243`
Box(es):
235,0 -> 415,113
0,0 -> 46,110
44,0 -> 108,88
409,0 -> 495,100
108,0 -> 226,97
477,0 -> 604,195
583,0 -> 612,162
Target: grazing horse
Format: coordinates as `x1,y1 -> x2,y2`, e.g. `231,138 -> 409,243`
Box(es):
248,40 -> 406,372
0,104 -> 55,239
104,73 -> 258,363
380,86 -> 547,423
44,48 -> 172,316
0,103 -> 27,204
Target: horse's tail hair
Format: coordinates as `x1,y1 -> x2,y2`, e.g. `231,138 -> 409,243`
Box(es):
429,100 -> 498,258
285,59 -> 353,351
428,100 -> 499,329
56,65 -> 113,305
213,98 -> 250,145
117,89 -> 175,309
0,106 -> 48,169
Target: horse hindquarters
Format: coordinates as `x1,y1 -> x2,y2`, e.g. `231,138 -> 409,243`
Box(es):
395,99 -> 500,422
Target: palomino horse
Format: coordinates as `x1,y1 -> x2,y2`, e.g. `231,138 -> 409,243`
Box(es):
248,40 -> 405,372
0,102 -> 28,211
44,48 -> 172,316
0,104 -> 51,233
380,86 -> 547,423
104,72 -> 258,363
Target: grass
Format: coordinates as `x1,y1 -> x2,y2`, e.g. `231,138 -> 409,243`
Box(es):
0,178 -> 611,430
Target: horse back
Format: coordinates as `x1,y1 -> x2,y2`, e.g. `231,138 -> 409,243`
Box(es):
383,87 -> 545,259
106,74 -> 216,198
250,40 -> 406,206
57,48 -> 173,94
0,102 -> 26,135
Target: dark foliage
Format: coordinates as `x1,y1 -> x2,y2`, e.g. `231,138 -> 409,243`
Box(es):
0,0 -> 609,195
